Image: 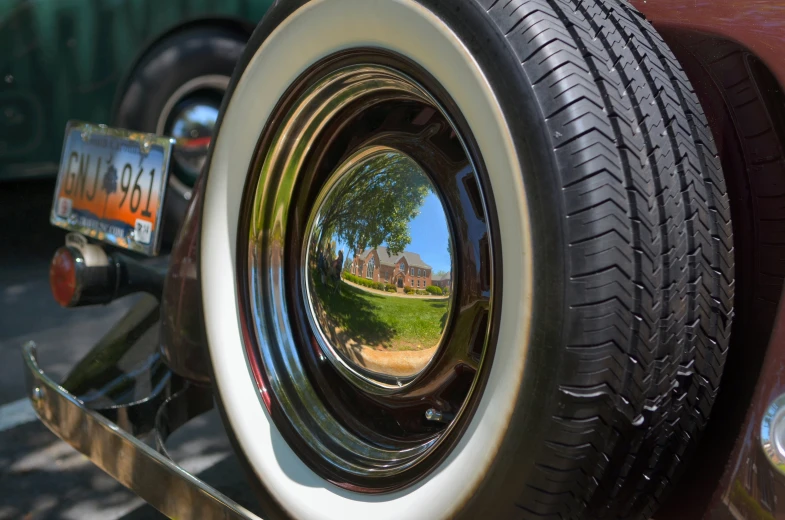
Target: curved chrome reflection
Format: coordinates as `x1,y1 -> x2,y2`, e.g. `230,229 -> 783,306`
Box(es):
304,146 -> 452,388
156,75 -> 229,197
169,101 -> 219,191
242,63 -> 494,485
762,393 -> 785,476
246,66 -> 437,479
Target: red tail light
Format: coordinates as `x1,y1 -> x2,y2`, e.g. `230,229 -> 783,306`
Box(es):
49,247 -> 78,307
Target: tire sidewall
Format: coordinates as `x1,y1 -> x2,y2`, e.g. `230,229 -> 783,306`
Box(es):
198,1 -> 567,518
114,27 -> 245,132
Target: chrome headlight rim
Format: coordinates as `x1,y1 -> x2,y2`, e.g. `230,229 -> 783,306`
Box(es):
236,49 -> 503,492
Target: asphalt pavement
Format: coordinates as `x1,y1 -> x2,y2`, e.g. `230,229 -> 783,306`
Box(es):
0,179 -> 262,519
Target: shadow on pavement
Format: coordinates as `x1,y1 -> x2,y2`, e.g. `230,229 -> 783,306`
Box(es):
0,409 -> 262,520
0,180 -> 263,519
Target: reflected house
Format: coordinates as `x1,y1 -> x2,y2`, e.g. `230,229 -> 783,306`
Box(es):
350,246 -> 433,289
431,273 -> 452,292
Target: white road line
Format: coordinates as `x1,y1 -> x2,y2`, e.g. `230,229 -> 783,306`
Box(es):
0,397 -> 38,433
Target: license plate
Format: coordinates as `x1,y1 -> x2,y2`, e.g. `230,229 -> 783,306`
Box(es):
50,121 -> 174,256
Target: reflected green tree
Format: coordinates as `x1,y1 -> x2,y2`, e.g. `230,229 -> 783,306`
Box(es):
317,152 -> 430,255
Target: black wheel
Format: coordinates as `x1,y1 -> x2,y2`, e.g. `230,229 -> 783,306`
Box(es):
114,27 -> 245,242
198,1 -> 735,519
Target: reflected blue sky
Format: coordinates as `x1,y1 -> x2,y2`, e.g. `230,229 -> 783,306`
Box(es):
171,104 -> 219,136
406,192 -> 450,273
324,192 -> 451,274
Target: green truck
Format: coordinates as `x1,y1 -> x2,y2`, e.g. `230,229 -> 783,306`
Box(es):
0,0 -> 272,191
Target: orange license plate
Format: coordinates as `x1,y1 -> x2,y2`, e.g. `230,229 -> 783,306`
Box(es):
50,122 -> 174,256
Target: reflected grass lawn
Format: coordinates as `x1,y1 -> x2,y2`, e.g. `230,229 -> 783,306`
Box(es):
314,277 -> 448,351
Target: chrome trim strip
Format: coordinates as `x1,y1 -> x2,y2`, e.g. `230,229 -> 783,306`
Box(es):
22,341 -> 263,520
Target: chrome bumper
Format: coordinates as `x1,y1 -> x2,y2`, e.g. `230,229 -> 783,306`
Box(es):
22,341 -> 263,520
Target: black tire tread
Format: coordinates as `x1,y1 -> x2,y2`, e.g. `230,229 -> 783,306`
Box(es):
481,1 -> 734,518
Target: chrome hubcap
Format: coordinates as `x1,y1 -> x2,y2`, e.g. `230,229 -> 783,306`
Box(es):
238,53 -> 498,490
156,75 -> 228,196
168,99 -> 219,184
304,146 -> 453,390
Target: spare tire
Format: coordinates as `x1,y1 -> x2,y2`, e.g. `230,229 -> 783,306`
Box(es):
198,1 -> 735,519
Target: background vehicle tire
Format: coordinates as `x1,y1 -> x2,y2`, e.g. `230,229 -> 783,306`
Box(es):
199,1 -> 735,519
114,27 -> 245,244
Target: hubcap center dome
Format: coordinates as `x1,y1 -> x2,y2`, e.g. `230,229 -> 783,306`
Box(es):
303,146 -> 453,389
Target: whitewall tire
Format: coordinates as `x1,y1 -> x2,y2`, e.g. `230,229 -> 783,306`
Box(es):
199,1 -> 734,519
